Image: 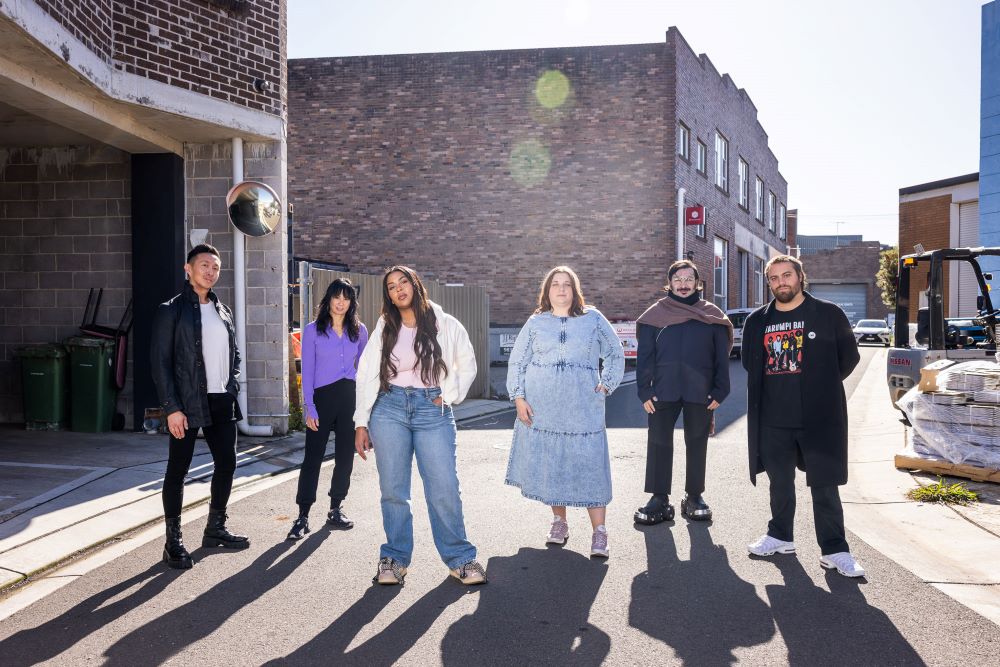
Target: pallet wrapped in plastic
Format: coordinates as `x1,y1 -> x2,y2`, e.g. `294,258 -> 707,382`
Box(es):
896,360 -> 1000,469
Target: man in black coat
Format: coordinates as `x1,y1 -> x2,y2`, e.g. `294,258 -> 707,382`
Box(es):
741,255 -> 865,578
151,243 -> 250,569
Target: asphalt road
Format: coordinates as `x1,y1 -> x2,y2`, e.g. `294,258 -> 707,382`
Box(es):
2,346 -> 999,665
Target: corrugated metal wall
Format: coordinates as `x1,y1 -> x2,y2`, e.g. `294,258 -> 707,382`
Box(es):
307,267 -> 490,399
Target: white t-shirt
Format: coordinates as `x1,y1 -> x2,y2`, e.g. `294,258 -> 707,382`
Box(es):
200,303 -> 231,393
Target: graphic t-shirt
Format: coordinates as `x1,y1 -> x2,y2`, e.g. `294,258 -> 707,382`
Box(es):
760,302 -> 807,428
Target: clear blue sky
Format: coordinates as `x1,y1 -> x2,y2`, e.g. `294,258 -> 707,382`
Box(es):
288,0 -> 989,246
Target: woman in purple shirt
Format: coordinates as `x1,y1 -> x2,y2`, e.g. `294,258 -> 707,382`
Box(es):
287,278 -> 369,540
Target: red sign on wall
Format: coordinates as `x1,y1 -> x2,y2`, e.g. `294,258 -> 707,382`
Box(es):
685,205 -> 705,226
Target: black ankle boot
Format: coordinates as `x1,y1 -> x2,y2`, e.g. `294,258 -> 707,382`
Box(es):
202,508 -> 251,549
681,494 -> 712,521
287,514 -> 310,541
163,517 -> 193,569
634,494 -> 674,525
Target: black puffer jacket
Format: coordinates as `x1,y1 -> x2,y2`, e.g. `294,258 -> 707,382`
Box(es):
150,283 -> 242,429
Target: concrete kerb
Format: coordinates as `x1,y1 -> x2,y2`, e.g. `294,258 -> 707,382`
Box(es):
842,349 -> 1000,625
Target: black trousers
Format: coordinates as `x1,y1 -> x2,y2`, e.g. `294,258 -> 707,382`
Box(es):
644,400 -> 712,496
296,379 -> 357,511
759,424 -> 850,555
162,393 -> 238,518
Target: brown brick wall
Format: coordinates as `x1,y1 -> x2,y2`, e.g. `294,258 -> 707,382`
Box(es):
289,32 -> 788,326
801,241 -> 891,321
0,145 -> 132,423
36,0 -> 114,62
899,195 -> 952,321
670,30 -> 788,311
112,0 -> 283,114
290,43 -> 674,325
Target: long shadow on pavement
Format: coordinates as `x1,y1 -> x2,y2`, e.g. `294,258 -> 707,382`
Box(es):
766,556 -> 923,666
440,547 -> 611,666
629,523 -> 774,665
100,529 -> 332,666
0,563 -> 183,667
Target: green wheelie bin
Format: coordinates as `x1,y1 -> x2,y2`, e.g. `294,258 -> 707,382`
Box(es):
16,344 -> 69,430
65,336 -> 117,433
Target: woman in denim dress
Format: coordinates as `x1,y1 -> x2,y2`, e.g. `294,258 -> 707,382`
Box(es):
505,266 -> 625,558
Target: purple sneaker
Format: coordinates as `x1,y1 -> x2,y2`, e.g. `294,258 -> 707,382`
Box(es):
591,528 -> 609,558
546,518 -> 569,545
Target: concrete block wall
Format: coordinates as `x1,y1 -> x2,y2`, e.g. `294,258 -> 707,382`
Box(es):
289,43 -> 674,326
0,145 -> 132,423
670,28 -> 789,311
183,141 -> 288,432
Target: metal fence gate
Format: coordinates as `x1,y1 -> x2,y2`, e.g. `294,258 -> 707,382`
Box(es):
300,264 -> 490,399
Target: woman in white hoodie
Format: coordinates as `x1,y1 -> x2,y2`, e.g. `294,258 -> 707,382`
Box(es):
354,265 -> 486,586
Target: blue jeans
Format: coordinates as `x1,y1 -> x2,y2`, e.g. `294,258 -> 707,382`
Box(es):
369,385 -> 477,569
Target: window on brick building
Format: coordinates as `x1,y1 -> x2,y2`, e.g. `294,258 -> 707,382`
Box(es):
714,132 -> 729,191
696,140 -> 707,175
678,122 -> 690,161
753,256 -> 765,305
778,203 -> 787,240
714,236 -> 728,309
738,158 -> 749,210
767,191 -> 776,233
755,177 -> 764,222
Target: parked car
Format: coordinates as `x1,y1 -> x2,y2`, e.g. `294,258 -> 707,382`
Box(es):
854,319 -> 891,347
726,308 -> 755,358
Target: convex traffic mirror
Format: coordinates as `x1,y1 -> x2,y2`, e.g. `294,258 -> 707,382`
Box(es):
226,180 -> 281,237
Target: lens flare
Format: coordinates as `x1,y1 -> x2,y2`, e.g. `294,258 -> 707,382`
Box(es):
535,70 -> 570,109
509,139 -> 552,188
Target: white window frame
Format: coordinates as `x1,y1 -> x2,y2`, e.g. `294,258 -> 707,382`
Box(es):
714,132 -> 729,191
767,191 -> 776,233
738,158 -> 749,209
755,177 -> 764,222
778,203 -> 787,240
677,122 -> 690,161
753,256 -> 765,305
713,236 -> 728,309
696,140 -> 707,175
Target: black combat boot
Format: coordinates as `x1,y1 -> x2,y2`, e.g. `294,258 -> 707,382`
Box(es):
163,516 -> 193,569
202,508 -> 251,549
634,494 -> 675,525
681,494 -> 713,521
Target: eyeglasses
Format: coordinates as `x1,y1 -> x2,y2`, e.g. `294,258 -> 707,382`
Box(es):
671,277 -> 697,285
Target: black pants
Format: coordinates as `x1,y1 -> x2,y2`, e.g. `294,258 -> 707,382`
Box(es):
296,379 -> 356,511
162,393 -> 238,518
644,400 -> 712,496
759,424 -> 850,555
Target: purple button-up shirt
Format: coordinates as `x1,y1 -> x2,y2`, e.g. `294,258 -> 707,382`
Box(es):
301,320 -> 369,420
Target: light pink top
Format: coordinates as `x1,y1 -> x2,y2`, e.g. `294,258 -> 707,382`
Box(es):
389,325 -> 435,388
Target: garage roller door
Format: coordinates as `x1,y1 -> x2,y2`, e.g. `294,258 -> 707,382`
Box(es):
810,284 -> 867,324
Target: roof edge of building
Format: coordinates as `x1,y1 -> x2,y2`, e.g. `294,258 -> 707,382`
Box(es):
899,172 -> 979,196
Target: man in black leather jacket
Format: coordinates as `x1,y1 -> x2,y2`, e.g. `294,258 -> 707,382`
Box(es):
151,243 -> 250,569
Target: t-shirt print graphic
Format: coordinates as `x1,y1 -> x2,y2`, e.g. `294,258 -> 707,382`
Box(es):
763,320 -> 804,375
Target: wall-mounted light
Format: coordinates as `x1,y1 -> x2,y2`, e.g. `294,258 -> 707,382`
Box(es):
254,78 -> 271,93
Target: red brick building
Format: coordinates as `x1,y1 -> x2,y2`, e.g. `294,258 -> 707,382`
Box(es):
288,27 -> 792,332
898,173 -> 980,321
797,240 -> 892,324
0,1 -> 290,430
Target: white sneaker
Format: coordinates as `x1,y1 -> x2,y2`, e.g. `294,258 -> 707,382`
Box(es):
747,534 -> 797,557
820,552 -> 866,578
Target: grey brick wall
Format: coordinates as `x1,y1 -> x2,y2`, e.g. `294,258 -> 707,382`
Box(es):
184,141 -> 288,432
0,145 -> 132,423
